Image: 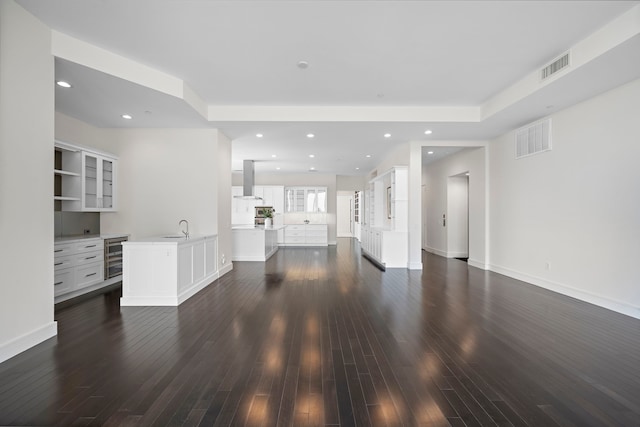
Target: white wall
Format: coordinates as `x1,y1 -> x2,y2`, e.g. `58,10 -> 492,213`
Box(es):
422,147 -> 486,267
337,175 -> 366,192
0,1 -> 57,363
489,78 -> 640,318
369,142 -> 410,178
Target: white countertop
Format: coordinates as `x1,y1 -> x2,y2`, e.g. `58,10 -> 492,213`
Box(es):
123,234 -> 216,245
55,233 -> 129,243
232,225 -> 286,231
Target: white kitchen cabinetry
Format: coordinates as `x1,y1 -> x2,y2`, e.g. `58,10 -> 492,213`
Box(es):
361,166 -> 408,269
54,238 -> 104,298
231,185 -> 285,224
121,235 -> 219,306
283,224 -> 328,246
285,187 -> 327,213
82,152 -> 116,211
54,140 -> 118,212
54,143 -> 82,211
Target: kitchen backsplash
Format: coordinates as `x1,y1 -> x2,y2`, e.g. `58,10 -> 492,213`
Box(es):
54,212 -> 100,237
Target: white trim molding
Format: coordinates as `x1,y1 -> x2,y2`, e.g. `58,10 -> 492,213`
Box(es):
0,322 -> 57,364
490,264 -> 640,320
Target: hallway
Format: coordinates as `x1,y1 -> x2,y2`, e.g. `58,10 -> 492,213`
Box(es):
1,239 -> 639,426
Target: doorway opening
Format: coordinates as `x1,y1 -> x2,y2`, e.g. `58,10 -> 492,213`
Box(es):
447,172 -> 469,261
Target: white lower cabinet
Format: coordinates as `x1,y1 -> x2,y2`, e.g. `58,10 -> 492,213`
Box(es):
283,224 -> 328,246
54,237 -> 104,298
121,235 -> 219,306
360,225 -> 408,269
54,268 -> 74,296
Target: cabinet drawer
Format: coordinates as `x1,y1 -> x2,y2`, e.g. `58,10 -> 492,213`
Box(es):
305,230 -> 327,237
306,236 -> 328,244
54,255 -> 75,270
285,230 -> 305,237
285,236 -> 306,244
286,225 -> 305,231
74,239 -> 102,252
54,243 -> 75,257
74,249 -> 103,265
305,225 -> 327,231
54,268 -> 74,296
75,262 -> 104,289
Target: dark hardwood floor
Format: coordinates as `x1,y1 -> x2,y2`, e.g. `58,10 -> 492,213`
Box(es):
1,238 -> 639,426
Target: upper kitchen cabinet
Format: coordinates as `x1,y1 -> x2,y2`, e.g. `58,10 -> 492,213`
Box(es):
82,152 -> 117,211
285,187 -> 327,213
54,141 -> 118,212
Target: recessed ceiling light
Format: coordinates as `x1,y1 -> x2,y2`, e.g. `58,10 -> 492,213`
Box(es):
424,130 -> 433,135
466,173 -> 470,176
121,114 -> 132,120
271,154 -> 277,158
56,80 -> 72,88
256,133 -> 263,138
427,151 -> 434,155
306,133 -> 314,138
356,167 -> 360,170
384,133 -> 391,138
310,167 -> 316,170
276,167 -> 281,170
297,60 -> 309,69
366,154 -> 371,158
309,154 -> 315,158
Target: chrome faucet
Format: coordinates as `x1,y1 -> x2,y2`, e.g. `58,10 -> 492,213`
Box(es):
179,219 -> 189,239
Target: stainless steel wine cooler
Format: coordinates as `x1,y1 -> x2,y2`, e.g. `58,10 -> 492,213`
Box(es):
104,236 -> 128,279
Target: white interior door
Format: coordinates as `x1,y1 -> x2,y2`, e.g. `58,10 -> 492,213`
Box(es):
446,174 -> 469,258
337,195 -> 353,237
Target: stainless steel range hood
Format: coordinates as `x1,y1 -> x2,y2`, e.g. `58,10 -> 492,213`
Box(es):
234,160 -> 263,200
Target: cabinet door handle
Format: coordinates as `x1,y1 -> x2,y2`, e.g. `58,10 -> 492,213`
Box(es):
85,256 -> 97,260
54,249 -> 63,253
86,245 -> 97,248
54,281 -> 63,286
54,262 -> 63,266
85,272 -> 97,277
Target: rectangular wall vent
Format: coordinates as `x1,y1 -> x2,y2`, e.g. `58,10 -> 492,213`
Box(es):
541,52 -> 570,80
515,118 -> 552,159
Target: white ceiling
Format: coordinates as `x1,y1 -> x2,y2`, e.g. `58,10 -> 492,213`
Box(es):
18,0 -> 640,175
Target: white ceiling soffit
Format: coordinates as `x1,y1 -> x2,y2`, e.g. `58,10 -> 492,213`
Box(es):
22,1 -> 640,174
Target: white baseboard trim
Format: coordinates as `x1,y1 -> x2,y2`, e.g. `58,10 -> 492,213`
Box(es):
489,264 -> 640,319
408,262 -> 423,270
447,251 -> 469,259
468,259 -> 489,270
177,272 -> 218,305
424,246 -> 447,258
218,263 -> 233,277
329,240 -> 337,245
0,321 -> 57,364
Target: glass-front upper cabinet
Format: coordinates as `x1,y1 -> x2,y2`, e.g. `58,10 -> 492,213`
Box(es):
82,152 -> 117,211
286,187 -> 327,213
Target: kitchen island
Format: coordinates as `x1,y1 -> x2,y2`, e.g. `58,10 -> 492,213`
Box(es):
232,225 -> 285,261
121,234 -> 218,306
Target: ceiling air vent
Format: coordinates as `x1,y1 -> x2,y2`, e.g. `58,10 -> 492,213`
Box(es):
515,118 -> 552,159
541,52 -> 570,80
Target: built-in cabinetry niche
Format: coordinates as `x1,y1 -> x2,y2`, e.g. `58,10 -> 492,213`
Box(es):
54,140 -> 118,212
361,166 -> 408,269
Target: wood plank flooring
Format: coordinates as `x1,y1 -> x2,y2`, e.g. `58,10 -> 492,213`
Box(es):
1,238 -> 639,426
